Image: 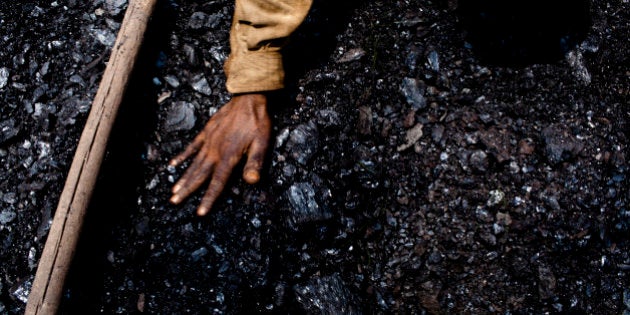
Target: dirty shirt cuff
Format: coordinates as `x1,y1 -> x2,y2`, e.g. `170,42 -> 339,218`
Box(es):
224,48 -> 284,94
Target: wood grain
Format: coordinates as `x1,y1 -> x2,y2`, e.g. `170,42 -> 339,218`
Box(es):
25,0 -> 157,313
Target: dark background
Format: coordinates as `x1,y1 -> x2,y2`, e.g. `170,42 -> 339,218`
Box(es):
1,0 -> 628,313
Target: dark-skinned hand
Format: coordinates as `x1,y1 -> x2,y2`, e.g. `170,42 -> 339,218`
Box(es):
169,93 -> 271,216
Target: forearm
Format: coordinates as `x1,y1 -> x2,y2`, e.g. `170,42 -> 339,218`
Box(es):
224,0 -> 313,94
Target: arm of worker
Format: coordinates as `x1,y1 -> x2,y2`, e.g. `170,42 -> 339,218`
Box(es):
169,0 -> 313,216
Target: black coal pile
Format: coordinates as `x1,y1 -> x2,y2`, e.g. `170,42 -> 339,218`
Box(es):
1,0 -> 629,314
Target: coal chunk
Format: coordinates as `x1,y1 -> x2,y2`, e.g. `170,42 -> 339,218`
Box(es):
164,101 -> 196,132
541,125 -> 584,164
285,121 -> 319,165
294,273 -> 361,315
400,77 -> 426,110
286,182 -> 332,229
0,119 -> 20,144
0,67 -> 9,89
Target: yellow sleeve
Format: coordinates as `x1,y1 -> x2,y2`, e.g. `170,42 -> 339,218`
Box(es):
224,0 -> 313,94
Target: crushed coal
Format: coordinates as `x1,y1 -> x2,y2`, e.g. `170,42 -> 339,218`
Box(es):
1,0 -> 629,314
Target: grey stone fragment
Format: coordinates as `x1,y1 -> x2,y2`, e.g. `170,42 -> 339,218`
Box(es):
566,50 -> 591,84
0,210 -> 17,224
206,13 -> 222,28
400,77 -> 426,110
191,247 -> 208,262
165,101 -> 196,132
427,50 -> 440,72
541,125 -> 584,164
92,28 -> 116,47
164,75 -> 180,88
469,150 -> 489,172
0,119 -> 20,144
188,12 -> 208,30
337,48 -> 365,63
11,278 -> 31,303
191,74 -> 212,96
0,67 -> 9,89
104,0 -> 127,16
135,216 -> 150,236
69,74 -> 85,87
294,273 -> 361,315
315,109 -> 340,128
286,182 -> 331,228
285,121 -> 319,165
57,98 -> 91,126
183,44 -> 198,65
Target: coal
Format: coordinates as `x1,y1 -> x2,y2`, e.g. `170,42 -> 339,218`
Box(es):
1,0 -> 628,314
294,273 -> 361,314
0,67 -> 9,89
0,119 -> 20,144
400,77 -> 426,110
164,101 -> 196,132
284,120 -> 319,165
285,182 -> 332,229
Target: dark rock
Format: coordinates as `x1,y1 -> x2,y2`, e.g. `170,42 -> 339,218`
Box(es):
315,108 -> 341,128
478,127 -> 513,163
337,48 -> 365,63
0,67 -> 9,89
190,74 -> 212,96
294,273 -> 361,315
426,50 -> 440,72
0,119 -> 20,144
0,210 -> 16,225
285,121 -> 319,165
469,149 -> 489,172
537,264 -> 557,300
541,125 -> 584,164
431,124 -> 445,143
188,12 -> 208,30
357,106 -> 372,135
1,0 -> 628,314
104,0 -> 127,16
164,101 -> 196,132
400,77 -> 426,110
518,138 -> 535,155
285,181 -> 332,229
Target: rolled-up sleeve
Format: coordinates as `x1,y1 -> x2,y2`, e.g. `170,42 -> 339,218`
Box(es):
224,0 -> 313,94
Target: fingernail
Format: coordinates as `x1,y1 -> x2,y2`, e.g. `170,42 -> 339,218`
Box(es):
244,170 -> 260,184
172,184 -> 181,193
197,207 -> 208,216
169,159 -> 178,167
170,195 -> 181,204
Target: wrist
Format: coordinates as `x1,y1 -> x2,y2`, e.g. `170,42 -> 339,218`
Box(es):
232,93 -> 268,112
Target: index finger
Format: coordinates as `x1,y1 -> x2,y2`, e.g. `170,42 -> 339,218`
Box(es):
169,133 -> 205,167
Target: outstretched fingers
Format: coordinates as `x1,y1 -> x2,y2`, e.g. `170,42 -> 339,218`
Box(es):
169,133 -> 206,167
170,154 -> 215,205
197,160 -> 235,216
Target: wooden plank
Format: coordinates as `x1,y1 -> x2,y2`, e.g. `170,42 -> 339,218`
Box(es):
25,0 -> 157,313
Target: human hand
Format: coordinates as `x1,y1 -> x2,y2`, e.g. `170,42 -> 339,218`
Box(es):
169,93 -> 271,216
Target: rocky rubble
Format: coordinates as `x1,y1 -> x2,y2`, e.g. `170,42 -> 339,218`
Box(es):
1,0 -> 629,314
